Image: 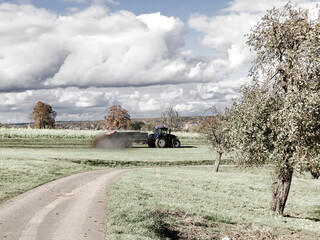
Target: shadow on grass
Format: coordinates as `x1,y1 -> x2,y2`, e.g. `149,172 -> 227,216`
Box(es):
71,159 -> 214,167
284,214 -> 320,222
153,221 -> 180,240
314,205 -> 320,216
130,145 -> 198,149
150,209 -> 220,240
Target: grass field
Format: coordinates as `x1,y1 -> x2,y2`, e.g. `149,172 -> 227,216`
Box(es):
0,128 -> 101,148
0,129 -> 204,148
106,166 -> 320,239
0,128 -> 229,167
0,129 -> 223,202
2,128 -> 319,239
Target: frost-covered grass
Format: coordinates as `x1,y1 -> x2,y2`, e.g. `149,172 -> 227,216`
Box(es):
106,166 -> 320,239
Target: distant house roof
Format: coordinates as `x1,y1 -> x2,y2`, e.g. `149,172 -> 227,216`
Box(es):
154,126 -> 168,130
104,130 -> 118,135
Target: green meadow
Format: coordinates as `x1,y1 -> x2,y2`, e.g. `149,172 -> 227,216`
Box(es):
0,128 -> 218,202
106,167 -> 320,239
0,128 -> 319,239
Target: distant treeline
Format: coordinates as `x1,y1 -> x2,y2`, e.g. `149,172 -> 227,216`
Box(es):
4,116 -> 203,132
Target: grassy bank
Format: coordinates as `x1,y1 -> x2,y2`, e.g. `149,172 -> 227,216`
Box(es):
106,166 -> 320,239
0,158 -> 99,202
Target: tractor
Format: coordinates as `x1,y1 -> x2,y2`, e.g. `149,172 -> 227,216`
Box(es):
147,126 -> 181,148
93,126 -> 181,149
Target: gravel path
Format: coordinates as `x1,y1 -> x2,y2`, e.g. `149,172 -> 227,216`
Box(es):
0,169 -> 128,240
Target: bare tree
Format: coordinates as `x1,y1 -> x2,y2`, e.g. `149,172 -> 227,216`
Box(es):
104,105 -> 131,130
161,107 -> 181,130
31,101 -> 57,129
200,107 -> 230,173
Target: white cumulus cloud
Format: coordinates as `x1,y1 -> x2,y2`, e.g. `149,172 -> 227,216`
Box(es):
1,0 -> 318,123
0,3 -> 228,92
188,0 -> 315,71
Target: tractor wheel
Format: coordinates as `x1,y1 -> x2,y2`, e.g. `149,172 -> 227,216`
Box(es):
172,139 -> 181,148
148,139 -> 156,148
155,138 -> 166,148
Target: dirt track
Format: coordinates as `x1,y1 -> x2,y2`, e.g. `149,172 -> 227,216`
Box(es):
0,169 -> 128,240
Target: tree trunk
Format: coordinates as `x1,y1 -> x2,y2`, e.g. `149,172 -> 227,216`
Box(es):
270,167 -> 293,215
213,151 -> 222,173
309,168 -> 320,179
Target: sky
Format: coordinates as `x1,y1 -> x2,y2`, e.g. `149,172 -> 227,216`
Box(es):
0,0 -> 318,123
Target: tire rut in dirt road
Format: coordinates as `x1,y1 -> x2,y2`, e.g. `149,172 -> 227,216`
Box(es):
0,169 -> 128,240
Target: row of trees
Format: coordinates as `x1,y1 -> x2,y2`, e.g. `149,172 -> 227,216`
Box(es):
203,3 -> 320,216
30,102 -> 182,131
104,105 -> 183,130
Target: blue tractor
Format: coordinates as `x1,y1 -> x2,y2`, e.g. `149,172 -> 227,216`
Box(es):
147,126 -> 181,148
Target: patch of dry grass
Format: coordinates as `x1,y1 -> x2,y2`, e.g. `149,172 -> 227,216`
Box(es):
152,210 -> 219,240
150,209 -> 308,240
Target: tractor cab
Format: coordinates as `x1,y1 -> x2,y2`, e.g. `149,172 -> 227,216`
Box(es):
154,126 -> 169,136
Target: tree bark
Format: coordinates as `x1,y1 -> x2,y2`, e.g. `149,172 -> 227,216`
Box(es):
270,167 -> 293,215
213,151 -> 222,173
309,168 -> 320,179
